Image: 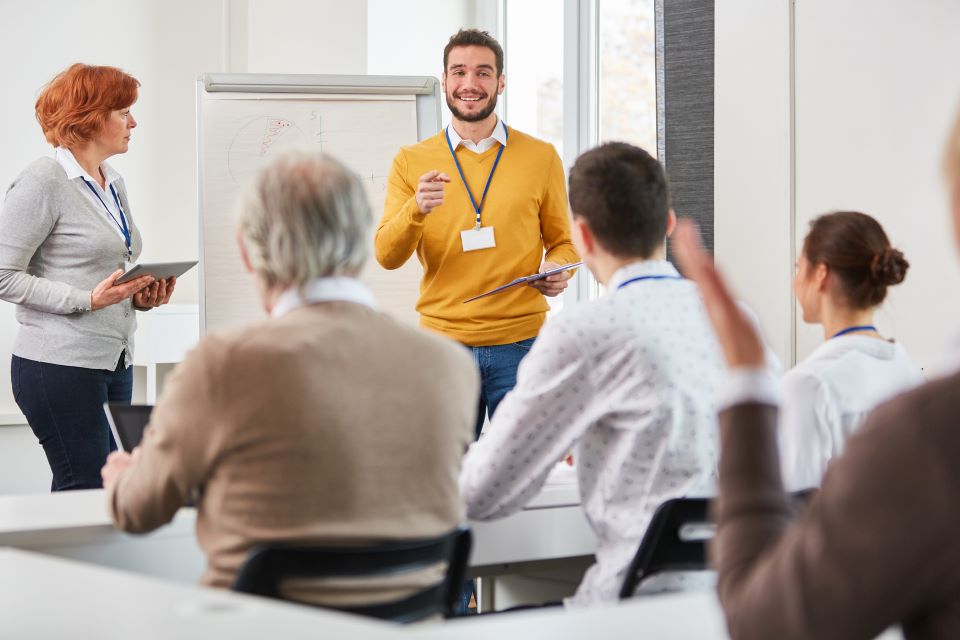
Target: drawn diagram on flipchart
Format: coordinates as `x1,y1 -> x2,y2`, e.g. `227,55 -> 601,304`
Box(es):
201,94 -> 423,332
226,116 -> 313,186
224,112 -> 391,196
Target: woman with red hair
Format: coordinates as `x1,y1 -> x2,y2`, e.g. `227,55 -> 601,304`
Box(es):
0,63 -> 175,491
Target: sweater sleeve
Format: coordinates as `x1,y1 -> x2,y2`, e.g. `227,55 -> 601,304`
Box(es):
0,172 -> 92,314
714,398 -> 958,640
107,338 -> 228,533
374,149 -> 428,270
539,148 -> 579,267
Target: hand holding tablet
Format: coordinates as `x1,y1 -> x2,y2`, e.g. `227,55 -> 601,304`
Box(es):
463,262 -> 582,303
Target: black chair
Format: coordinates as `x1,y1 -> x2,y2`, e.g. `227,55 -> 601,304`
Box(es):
619,491 -> 817,599
619,497 -> 713,599
233,527 -> 472,624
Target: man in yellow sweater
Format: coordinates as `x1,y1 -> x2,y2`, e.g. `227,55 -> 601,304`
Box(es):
376,29 -> 579,437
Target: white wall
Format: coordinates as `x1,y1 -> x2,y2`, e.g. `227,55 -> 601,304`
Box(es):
245,0 -> 367,74
793,0 -> 960,371
366,0 -> 491,128
714,0 -> 794,366
714,0 -> 960,374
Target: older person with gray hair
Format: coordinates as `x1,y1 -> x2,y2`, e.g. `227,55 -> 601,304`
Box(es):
101,150 -> 479,603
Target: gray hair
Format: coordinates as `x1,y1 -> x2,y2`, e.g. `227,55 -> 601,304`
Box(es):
238,149 -> 372,288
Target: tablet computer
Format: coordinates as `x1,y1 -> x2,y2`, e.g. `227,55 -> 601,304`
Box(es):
103,403 -> 153,452
115,260 -> 198,285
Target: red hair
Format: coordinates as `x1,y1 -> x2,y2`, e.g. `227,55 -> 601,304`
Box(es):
35,63 -> 140,148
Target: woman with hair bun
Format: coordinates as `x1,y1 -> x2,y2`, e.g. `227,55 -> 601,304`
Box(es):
781,211 -> 924,490
0,63 -> 175,491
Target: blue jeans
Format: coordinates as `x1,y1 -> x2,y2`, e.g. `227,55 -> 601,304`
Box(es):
468,337 -> 536,438
457,337 -> 536,614
12,354 -> 132,492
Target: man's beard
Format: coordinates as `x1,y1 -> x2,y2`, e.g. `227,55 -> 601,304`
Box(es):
446,92 -> 498,123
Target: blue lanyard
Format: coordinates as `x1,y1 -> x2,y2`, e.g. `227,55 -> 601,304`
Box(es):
831,325 -> 877,339
445,123 -> 507,230
617,275 -> 683,290
82,178 -> 132,253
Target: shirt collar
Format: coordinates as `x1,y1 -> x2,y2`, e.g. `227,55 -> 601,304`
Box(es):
55,147 -> 121,187
806,332 -> 898,361
446,117 -> 507,150
608,259 -> 681,290
271,277 -> 377,318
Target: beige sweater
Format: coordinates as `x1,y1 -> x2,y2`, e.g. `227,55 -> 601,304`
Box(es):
713,371 -> 960,639
108,301 -> 478,602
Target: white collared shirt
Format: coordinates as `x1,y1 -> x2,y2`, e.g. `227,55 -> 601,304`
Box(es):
779,335 -> 924,490
446,117 -> 507,154
271,277 -> 377,318
460,259 -> 727,606
55,147 -> 128,245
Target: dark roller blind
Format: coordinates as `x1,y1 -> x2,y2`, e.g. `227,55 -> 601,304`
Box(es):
656,0 -> 714,252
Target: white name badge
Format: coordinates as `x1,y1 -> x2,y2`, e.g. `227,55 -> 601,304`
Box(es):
461,226 -> 496,252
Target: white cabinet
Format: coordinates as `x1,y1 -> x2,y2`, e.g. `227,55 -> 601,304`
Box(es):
133,304 -> 199,403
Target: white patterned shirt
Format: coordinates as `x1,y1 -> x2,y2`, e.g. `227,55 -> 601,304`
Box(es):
460,259 -> 726,606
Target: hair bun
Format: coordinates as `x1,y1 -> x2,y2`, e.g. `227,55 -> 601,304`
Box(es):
870,247 -> 909,286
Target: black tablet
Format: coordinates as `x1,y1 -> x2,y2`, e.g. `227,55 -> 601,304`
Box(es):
115,260 -> 198,285
103,403 -> 153,452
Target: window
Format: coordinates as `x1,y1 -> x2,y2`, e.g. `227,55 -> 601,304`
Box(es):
503,0 -> 565,160
598,0 -> 658,154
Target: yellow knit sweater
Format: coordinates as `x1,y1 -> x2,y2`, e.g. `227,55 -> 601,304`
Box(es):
375,126 -> 579,346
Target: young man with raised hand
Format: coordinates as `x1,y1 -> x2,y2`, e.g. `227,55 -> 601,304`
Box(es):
460,142 -> 726,606
375,29 -> 579,437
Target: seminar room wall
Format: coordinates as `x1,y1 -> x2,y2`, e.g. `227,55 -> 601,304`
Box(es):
714,0 -> 960,373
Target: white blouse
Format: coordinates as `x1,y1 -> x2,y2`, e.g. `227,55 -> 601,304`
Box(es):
779,335 -> 924,490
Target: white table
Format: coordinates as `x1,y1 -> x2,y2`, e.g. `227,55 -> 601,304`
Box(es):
0,490 -> 204,583
132,303 -> 199,403
2,547 -> 723,639
0,477 -> 595,587
414,591 -> 732,639
470,470 -> 595,572
0,548 -> 397,640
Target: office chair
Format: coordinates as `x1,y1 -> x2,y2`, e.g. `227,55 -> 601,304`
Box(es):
619,490 -> 816,599
618,497 -> 713,599
233,527 -> 472,623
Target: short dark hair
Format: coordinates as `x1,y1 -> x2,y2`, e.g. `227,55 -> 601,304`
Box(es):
443,29 -> 504,76
802,211 -> 909,309
568,142 -> 671,258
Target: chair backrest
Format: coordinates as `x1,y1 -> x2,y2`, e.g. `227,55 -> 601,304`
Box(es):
619,497 -> 712,599
619,491 -> 816,599
233,527 -> 472,623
